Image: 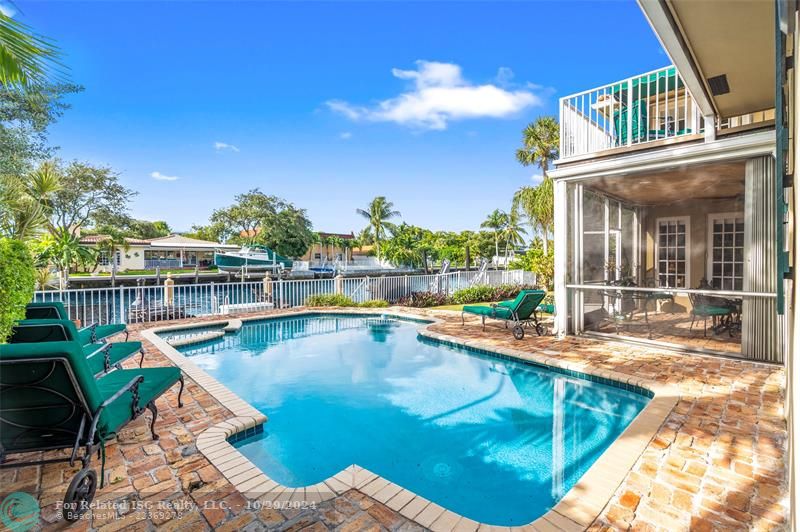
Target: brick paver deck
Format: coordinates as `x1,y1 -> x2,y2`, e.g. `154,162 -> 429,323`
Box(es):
0,308 -> 788,531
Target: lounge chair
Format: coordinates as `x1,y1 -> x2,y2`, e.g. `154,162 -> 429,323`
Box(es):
10,319 -> 145,376
462,289 -> 547,340
26,301 -> 128,344
0,340 -> 184,521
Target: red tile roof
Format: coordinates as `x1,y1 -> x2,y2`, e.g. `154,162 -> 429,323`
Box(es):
79,234 -> 151,246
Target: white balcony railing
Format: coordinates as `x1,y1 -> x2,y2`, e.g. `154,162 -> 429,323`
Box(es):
559,66 -> 704,160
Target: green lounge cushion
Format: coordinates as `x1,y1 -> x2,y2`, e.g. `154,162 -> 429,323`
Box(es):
463,305 -> 513,320
77,323 -> 127,346
95,367 -> 181,435
537,304 -> 555,314
26,302 -> 127,345
84,341 -> 143,375
11,320 -> 142,375
693,305 -> 732,316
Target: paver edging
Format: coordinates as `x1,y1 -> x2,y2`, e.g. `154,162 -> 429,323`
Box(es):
143,307 -> 678,532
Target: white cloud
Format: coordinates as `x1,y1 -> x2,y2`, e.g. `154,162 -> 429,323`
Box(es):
530,174 -> 544,184
339,132 -> 352,140
150,171 -> 180,182
214,141 -> 240,152
326,60 -> 542,130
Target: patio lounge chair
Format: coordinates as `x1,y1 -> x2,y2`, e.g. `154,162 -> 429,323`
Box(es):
462,289 -> 547,340
689,293 -> 735,337
0,340 -> 184,521
10,319 -> 145,376
26,301 -> 128,344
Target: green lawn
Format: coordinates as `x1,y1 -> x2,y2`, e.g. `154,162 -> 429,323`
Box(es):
70,268 -> 218,277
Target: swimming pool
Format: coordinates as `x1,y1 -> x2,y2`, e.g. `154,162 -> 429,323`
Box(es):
174,314 -> 650,525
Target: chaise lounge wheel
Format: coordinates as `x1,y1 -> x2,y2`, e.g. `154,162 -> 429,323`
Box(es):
512,325 -> 525,340
63,468 -> 97,522
535,323 -> 546,336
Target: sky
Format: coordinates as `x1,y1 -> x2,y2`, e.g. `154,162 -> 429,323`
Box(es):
9,0 -> 667,235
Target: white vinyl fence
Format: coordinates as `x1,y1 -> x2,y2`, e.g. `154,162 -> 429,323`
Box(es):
32,270 -> 534,326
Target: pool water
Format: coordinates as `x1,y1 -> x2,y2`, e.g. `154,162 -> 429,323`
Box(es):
175,314 -> 649,525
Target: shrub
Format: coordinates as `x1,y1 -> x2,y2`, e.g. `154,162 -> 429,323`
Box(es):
492,283 -> 538,301
305,293 -> 357,307
397,291 -> 449,308
359,299 -> 389,308
451,285 -> 496,305
0,238 -> 35,343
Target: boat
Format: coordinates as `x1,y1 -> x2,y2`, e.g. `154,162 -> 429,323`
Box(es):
214,245 -> 293,272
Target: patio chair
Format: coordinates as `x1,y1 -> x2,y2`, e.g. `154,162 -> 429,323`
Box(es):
688,293 -> 734,337
10,319 -> 145,376
26,301 -> 128,344
462,289 -> 547,340
0,340 -> 184,521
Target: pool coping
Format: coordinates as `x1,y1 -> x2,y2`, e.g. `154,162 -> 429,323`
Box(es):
141,307 -> 678,532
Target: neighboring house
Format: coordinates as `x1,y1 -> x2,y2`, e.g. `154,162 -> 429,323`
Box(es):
145,234 -> 239,269
77,234 -> 150,272
79,234 -> 238,272
550,1 -> 793,366
301,232 -> 357,263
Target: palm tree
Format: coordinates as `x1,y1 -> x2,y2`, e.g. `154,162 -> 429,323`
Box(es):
480,209 -> 509,266
516,116 -> 559,177
41,232 -> 95,289
515,116 -> 559,254
356,197 -> 400,260
0,13 -> 64,90
0,161 -> 61,241
512,178 -> 554,254
502,210 -> 527,264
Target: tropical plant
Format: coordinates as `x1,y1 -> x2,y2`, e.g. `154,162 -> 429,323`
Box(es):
0,160 -> 61,241
502,210 -> 527,262
39,232 -> 95,288
305,293 -> 357,307
480,209 -> 509,265
356,196 -> 400,260
512,179 -> 553,254
509,244 -> 554,289
0,237 -> 35,343
34,266 -> 52,290
515,116 -> 559,177
0,13 -> 64,90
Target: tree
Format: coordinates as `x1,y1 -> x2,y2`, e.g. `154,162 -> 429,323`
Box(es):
502,210 -> 527,262
516,116 -> 559,177
480,209 -> 509,265
382,224 -> 432,268
187,222 -> 226,243
209,189 -> 286,243
356,196 -> 400,260
254,205 -> 315,258
0,161 -> 61,241
44,159 -> 135,239
0,13 -> 64,90
38,232 -> 95,289
124,219 -> 172,239
0,83 -> 82,177
514,116 -> 558,254
512,178 -> 554,253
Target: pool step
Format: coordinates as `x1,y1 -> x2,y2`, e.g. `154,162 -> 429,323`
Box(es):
167,330 -> 225,347
223,319 -> 243,333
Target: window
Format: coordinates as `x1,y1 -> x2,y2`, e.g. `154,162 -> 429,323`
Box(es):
97,251 -> 121,267
656,217 -> 689,288
708,213 -> 744,291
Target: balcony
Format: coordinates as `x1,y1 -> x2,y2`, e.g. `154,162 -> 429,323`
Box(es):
558,66 -> 774,161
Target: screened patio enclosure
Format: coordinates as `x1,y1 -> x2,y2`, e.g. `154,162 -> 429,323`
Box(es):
563,156 -> 783,363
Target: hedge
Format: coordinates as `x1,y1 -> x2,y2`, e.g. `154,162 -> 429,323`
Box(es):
0,238 -> 35,343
